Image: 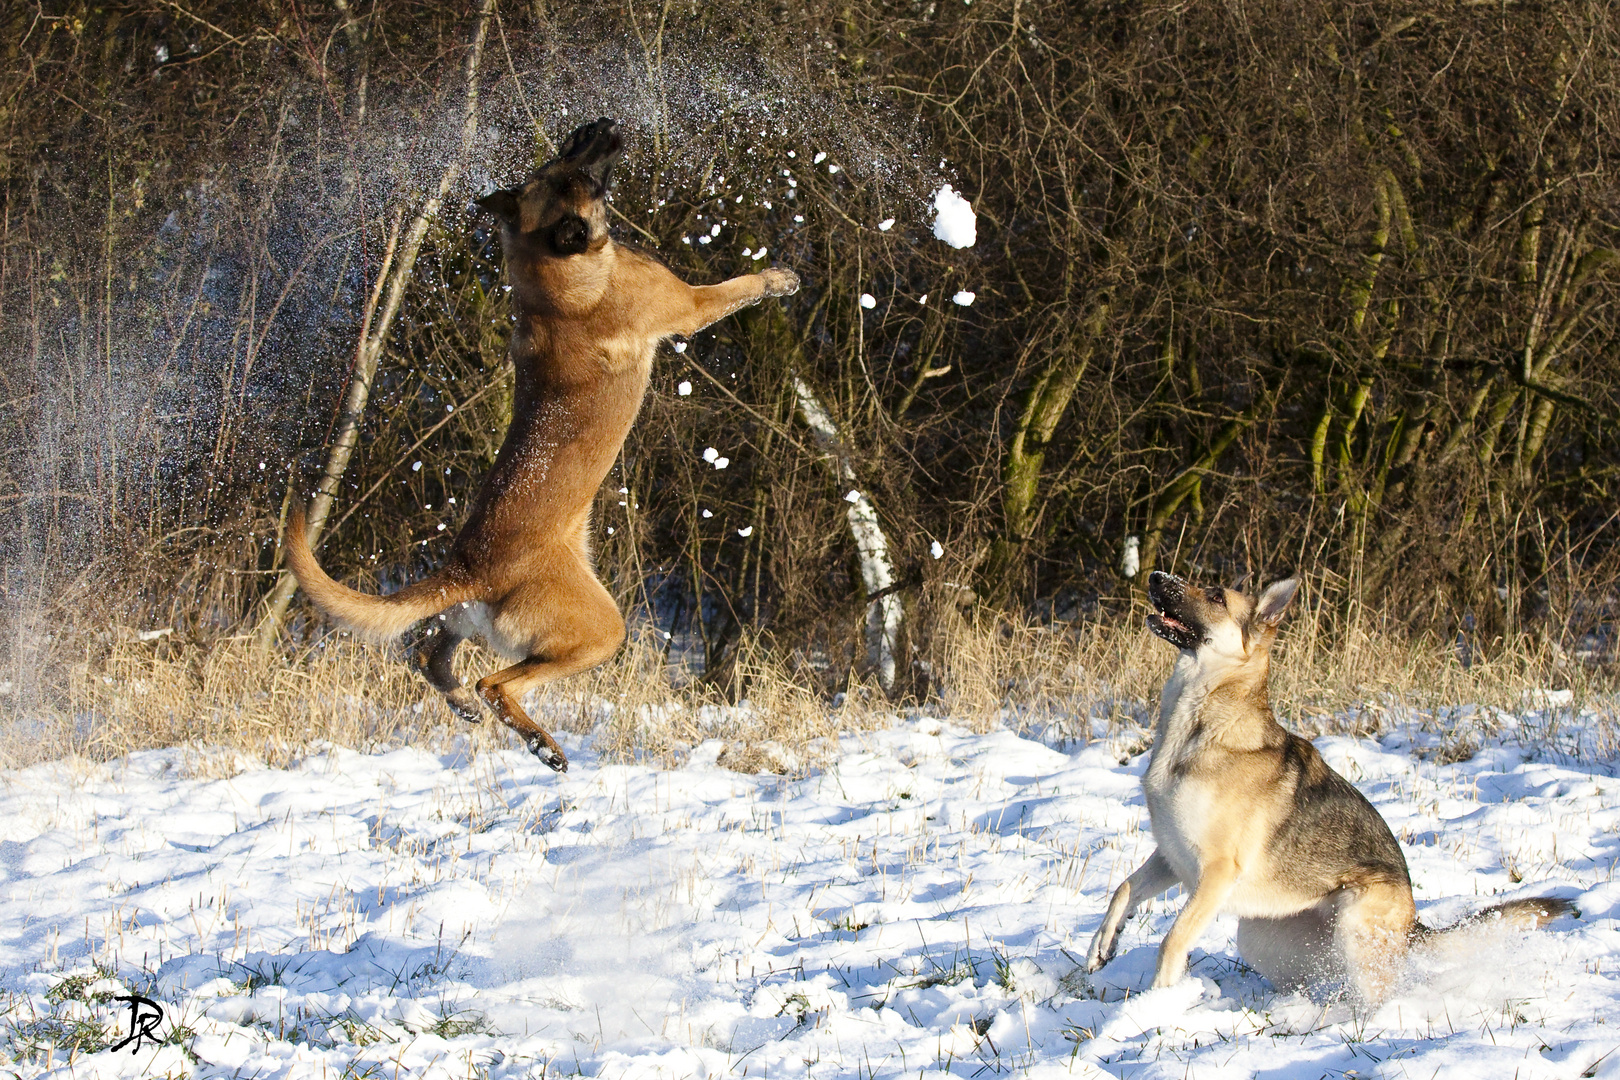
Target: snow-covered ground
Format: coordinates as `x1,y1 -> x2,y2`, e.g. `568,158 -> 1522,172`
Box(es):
0,703 -> 1616,1080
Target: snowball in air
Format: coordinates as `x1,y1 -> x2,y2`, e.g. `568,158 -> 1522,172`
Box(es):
674,341 -> 688,353
701,509 -> 713,518
713,457 -> 730,470
844,489 -> 861,503
878,218 -> 895,231
677,380 -> 693,396
860,293 -> 877,309
919,293 -> 929,305
931,184 -> 977,248
752,248 -> 768,261
738,526 -> 754,537
1121,535 -> 1141,579
952,290 -> 976,306
814,151 -> 827,164
703,447 -> 719,462
930,540 -> 944,559
412,461 -> 423,472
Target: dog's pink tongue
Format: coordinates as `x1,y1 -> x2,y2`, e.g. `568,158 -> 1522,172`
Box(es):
1160,615 -> 1190,634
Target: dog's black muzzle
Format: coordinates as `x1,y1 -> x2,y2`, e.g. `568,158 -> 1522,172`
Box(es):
558,117 -> 624,193
1146,570 -> 1201,650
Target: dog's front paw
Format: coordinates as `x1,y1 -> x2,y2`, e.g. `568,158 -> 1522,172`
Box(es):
761,268 -> 800,297
1084,936 -> 1114,973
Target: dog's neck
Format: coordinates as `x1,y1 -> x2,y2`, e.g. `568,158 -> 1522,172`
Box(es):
1155,646 -> 1277,752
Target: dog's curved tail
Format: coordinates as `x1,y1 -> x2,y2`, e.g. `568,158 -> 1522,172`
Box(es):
281,502 -> 478,640
1413,896 -> 1576,949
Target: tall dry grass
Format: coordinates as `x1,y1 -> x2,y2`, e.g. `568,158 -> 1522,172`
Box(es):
18,570 -> 1614,776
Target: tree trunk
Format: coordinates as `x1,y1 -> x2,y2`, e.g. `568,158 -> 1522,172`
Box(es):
792,375 -> 903,693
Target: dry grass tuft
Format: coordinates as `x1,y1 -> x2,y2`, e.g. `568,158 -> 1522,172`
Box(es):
3,581 -> 1613,774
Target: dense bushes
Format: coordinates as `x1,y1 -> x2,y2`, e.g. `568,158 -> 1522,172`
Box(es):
3,0 -> 1618,698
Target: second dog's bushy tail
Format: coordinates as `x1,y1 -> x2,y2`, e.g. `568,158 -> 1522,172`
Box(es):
1413,896 -> 1577,947
281,502 -> 478,640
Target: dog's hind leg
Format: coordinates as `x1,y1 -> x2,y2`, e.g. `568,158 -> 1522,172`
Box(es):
476,543 -> 628,771
414,625 -> 482,723
477,637 -> 622,772
1333,880 -> 1418,1006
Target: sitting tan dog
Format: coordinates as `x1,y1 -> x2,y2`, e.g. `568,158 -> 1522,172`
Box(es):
285,118 -> 799,771
1086,570 -> 1573,1003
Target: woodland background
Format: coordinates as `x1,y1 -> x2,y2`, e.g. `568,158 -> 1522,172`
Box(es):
2,0 -> 1618,750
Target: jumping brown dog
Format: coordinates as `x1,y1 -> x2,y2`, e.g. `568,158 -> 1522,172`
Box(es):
284,118 -> 799,771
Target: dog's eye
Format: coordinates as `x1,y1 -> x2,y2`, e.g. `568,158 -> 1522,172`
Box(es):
1206,588 -> 1226,605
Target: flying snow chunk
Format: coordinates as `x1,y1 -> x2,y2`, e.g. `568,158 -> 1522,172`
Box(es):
752,248 -> 768,262
845,489 -> 861,503
878,218 -> 895,232
674,341 -> 688,353
1121,535 -> 1141,578
701,509 -> 713,518
930,540 -> 944,559
860,293 -> 877,309
412,461 -> 423,472
713,457 -> 730,470
703,447 -> 720,462
677,380 -> 693,396
952,291 -> 976,307
814,151 -> 828,164
932,185 -> 978,248
738,526 -> 754,537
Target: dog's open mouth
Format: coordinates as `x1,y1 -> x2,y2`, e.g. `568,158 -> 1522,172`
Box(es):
1152,613 -> 1192,636
1145,571 -> 1201,649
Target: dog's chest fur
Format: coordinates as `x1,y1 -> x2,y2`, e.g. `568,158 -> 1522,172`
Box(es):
1142,657 -> 1220,883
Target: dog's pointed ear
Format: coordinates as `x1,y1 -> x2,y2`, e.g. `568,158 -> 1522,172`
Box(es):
1254,577 -> 1300,626
475,187 -> 521,223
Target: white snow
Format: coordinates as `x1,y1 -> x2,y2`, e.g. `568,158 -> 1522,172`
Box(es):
932,185 -> 978,248
844,489 -> 861,502
931,540 -> 945,559
878,219 -> 895,232
952,291 -> 976,307
737,526 -> 753,538
676,380 -> 693,396
702,448 -> 719,463
712,457 -> 729,471
860,294 -> 877,310
0,706 -> 1614,1080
